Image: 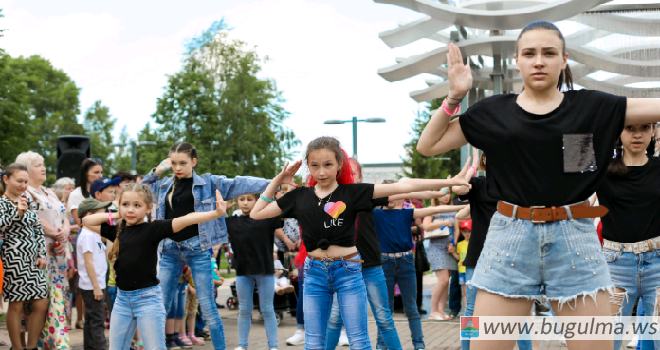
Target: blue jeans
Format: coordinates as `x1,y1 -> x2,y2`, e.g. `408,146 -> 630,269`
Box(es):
637,300 -> 655,350
325,266 -> 402,350
379,254 -> 424,349
109,285 -> 167,350
159,236 -> 226,350
604,248 -> 660,350
107,286 -> 117,313
461,268 -> 532,350
167,283 -> 188,319
449,269 -> 461,313
303,254 -> 370,350
297,269 -> 305,329
236,275 -> 278,349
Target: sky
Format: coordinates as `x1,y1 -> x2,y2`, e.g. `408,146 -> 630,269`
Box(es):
1,0 -> 442,165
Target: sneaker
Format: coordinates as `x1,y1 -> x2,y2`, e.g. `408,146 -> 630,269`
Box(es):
627,334 -> 639,348
338,331 -> 349,347
234,347 -> 247,350
166,339 -> 181,350
195,330 -> 211,341
286,330 -> 305,346
174,337 -> 193,349
417,308 -> 428,315
188,333 -> 205,346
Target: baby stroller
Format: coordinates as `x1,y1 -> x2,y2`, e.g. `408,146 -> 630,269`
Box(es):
226,269 -> 296,325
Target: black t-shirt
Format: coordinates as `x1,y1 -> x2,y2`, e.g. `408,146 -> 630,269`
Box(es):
458,176 -> 497,268
459,90 -> 627,207
356,197 -> 389,268
276,184 -> 375,251
105,220 -> 175,291
226,215 -> 283,276
166,177 -> 198,242
597,157 -> 660,243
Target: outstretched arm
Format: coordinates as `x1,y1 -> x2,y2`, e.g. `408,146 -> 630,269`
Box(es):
388,189 -> 450,202
625,99 -> 660,125
82,212 -> 121,233
417,44 -> 471,156
373,158 -> 471,199
251,160 -> 302,220
172,190 -> 226,233
412,205 -> 465,219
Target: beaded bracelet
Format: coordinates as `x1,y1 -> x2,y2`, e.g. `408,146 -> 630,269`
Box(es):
260,194 -> 274,202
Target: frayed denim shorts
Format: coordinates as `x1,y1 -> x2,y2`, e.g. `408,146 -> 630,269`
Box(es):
468,204 -> 613,307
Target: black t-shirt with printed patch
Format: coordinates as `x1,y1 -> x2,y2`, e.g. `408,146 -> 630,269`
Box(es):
356,197 -> 390,268
107,219 -> 176,291
276,184 -> 375,251
597,157 -> 660,243
226,215 -> 283,276
459,90 -> 626,207
458,176 -> 497,268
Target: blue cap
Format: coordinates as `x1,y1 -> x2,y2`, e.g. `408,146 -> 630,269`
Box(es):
89,177 -> 121,198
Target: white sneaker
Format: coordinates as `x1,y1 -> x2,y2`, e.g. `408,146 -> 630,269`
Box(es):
627,334 -> 639,348
338,331 -> 350,347
286,330 -> 305,346
234,347 -> 247,350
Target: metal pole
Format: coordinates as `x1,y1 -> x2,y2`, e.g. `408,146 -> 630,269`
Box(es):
131,141 -> 137,175
352,116 -> 358,160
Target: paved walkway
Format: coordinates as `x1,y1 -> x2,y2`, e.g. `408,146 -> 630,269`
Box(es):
0,273 -> 569,349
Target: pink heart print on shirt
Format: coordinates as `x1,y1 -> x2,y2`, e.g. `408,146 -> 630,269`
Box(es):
324,201 -> 346,219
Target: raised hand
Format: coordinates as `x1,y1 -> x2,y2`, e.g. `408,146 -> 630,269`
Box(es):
155,158 -> 172,176
450,157 -> 473,188
17,195 -> 28,217
275,160 -> 302,185
447,43 -> 473,100
214,190 -> 228,217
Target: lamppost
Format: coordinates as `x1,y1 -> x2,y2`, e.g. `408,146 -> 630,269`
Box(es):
111,141 -> 158,175
323,117 -> 386,160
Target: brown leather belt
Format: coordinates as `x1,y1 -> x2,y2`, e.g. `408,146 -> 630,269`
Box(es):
497,201 -> 608,224
309,252 -> 364,263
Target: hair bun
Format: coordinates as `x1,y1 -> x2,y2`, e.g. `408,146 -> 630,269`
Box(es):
317,239 -> 330,250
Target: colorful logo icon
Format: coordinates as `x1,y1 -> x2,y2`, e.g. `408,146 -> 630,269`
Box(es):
324,201 -> 346,218
461,316 -> 479,338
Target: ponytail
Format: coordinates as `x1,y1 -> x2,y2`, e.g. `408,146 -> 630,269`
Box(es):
107,219 -> 127,261
559,65 -> 574,91
607,139 -> 628,178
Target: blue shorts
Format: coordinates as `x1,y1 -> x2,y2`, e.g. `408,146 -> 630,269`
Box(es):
459,272 -> 466,285
469,208 -> 613,307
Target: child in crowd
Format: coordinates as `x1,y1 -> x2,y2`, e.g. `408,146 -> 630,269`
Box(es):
77,197 -> 113,350
82,184 -> 227,350
274,260 -> 294,295
183,267 -> 204,346
449,220 -> 471,308
89,177 -> 121,211
165,267 -> 192,349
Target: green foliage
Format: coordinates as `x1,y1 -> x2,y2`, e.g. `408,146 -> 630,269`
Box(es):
0,53 -> 31,167
149,21 -> 299,178
83,100 -> 117,172
402,98 -> 461,181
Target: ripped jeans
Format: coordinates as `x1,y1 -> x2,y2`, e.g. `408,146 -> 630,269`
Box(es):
604,246 -> 660,350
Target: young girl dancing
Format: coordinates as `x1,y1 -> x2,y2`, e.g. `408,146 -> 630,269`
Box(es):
417,20 -> 660,350
251,136 -> 469,350
82,184 -> 227,350
142,142 -> 269,350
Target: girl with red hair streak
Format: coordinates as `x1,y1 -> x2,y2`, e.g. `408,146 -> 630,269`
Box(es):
251,136 -> 470,350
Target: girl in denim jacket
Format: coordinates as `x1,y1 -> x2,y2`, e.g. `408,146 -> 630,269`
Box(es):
141,142 -> 270,349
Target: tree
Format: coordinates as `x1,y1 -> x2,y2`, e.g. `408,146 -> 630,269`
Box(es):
150,20 -> 299,178
402,98 -> 461,182
0,53 -> 31,167
83,100 -> 117,172
8,55 -> 82,184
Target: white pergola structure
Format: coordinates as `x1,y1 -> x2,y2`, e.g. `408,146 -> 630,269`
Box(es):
375,0 -> 660,162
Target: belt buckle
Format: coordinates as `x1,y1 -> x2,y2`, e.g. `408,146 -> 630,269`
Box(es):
530,206 -> 546,224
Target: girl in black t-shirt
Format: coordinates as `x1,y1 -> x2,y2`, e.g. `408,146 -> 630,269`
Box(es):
251,136 -> 469,350
596,123 -> 660,350
418,20 -> 660,349
82,184 -> 227,350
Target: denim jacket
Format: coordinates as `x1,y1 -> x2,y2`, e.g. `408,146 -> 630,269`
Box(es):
141,170 -> 270,249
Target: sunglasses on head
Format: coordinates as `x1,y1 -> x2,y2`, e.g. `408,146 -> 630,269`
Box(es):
88,158 -> 103,164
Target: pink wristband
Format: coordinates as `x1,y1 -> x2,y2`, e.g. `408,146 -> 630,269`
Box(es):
442,98 -> 460,116
108,211 -> 115,226
468,166 -> 477,177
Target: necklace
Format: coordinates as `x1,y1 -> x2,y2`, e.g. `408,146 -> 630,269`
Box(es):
314,185 -> 337,207
3,194 -> 18,204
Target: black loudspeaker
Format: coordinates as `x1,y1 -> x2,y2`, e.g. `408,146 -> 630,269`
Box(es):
56,135 -> 91,183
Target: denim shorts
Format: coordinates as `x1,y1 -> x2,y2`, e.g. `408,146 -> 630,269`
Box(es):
469,207 -> 613,308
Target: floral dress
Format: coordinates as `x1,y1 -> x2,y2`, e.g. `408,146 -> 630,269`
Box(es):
27,186 -> 71,349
